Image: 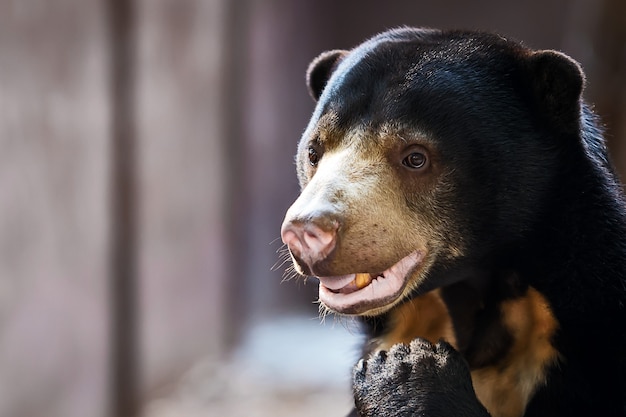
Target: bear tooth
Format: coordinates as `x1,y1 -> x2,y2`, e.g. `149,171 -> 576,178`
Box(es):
355,273 -> 373,289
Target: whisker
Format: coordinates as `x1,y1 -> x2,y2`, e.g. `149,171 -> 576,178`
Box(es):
317,300 -> 332,324
271,243 -> 293,272
272,254 -> 292,272
274,244 -> 290,255
269,236 -> 283,246
281,266 -> 301,283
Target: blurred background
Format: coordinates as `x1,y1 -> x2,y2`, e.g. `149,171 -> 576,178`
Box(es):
0,0 -> 624,416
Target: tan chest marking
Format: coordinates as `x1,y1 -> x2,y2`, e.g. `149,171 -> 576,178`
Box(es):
378,289 -> 456,351
377,287 -> 559,417
471,288 -> 559,417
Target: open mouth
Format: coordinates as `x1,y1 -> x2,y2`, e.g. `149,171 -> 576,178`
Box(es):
317,250 -> 424,315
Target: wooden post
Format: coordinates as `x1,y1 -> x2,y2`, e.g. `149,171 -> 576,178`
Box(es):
106,0 -> 139,416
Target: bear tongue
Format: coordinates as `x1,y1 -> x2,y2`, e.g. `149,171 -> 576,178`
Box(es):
317,274 -> 358,292
317,273 -> 375,294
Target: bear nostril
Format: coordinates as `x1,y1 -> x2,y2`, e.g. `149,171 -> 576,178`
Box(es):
303,226 -> 335,255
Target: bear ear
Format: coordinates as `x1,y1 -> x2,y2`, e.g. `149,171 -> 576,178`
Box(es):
306,49 -> 348,102
525,50 -> 585,134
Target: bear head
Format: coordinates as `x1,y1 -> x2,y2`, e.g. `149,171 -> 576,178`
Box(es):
281,27 -> 586,316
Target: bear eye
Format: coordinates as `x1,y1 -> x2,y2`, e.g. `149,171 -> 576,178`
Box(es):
308,147 -> 320,166
402,152 -> 427,169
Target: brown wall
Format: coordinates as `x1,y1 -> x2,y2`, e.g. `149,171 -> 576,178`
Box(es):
0,2 -> 110,416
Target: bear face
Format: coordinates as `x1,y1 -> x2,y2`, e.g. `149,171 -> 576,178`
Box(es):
281,28 -> 585,317
282,117 -> 462,316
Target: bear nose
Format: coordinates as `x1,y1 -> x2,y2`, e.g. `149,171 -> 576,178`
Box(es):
280,216 -> 339,267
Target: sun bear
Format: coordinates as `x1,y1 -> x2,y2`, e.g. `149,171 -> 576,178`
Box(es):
280,27 -> 626,417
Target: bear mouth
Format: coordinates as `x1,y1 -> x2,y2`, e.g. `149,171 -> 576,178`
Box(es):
317,250 -> 424,315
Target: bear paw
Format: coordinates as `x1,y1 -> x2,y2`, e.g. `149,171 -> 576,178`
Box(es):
352,338 -> 489,417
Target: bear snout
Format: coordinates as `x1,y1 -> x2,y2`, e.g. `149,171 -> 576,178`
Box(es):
280,215 -> 339,274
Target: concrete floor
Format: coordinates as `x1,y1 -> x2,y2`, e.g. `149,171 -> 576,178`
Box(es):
144,316 -> 363,417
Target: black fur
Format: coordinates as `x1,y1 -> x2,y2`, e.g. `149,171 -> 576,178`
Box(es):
301,27 -> 626,416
